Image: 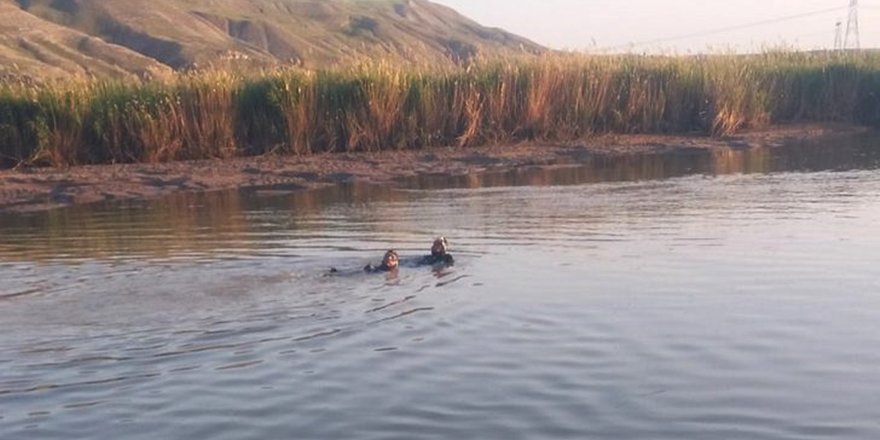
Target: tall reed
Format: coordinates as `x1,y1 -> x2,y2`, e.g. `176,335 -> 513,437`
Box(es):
2,51 -> 879,168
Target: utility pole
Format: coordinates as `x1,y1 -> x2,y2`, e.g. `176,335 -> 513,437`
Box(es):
844,0 -> 860,50
834,21 -> 843,50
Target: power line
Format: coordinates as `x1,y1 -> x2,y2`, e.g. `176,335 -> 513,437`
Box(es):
601,6 -> 847,52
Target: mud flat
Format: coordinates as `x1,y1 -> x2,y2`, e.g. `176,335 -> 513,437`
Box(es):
0,123 -> 869,213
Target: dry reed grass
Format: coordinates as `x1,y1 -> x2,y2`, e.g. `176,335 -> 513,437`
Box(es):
2,51 -> 879,168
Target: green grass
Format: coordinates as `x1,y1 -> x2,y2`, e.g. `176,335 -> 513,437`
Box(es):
2,51 -> 880,168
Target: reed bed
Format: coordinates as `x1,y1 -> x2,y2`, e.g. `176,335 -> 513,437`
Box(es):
2,51 -> 880,168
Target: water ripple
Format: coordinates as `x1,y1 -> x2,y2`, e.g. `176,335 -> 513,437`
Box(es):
2,142 -> 880,439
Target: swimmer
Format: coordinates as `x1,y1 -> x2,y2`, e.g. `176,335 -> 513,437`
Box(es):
417,237 -> 454,267
364,250 -> 400,273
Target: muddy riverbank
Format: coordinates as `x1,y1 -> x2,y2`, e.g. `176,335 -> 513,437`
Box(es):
0,123 -> 869,213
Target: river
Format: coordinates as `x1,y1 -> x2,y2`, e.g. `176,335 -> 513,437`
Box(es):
1,136 -> 880,439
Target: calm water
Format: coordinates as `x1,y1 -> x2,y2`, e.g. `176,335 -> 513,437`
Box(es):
1,137 -> 880,439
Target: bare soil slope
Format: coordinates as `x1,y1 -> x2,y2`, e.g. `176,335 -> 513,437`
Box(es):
0,1 -> 171,80
2,0 -> 544,79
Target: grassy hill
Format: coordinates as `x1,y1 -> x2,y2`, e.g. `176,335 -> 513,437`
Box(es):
1,0 -> 544,80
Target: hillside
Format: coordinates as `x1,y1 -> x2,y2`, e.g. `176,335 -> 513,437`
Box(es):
0,0 -> 544,80
0,2 -> 172,79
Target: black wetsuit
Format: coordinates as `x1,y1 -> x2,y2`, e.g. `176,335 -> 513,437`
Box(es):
417,253 -> 454,267
363,263 -> 396,273
329,252 -> 446,275
327,263 -> 395,275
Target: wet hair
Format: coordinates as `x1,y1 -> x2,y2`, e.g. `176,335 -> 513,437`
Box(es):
383,250 -> 400,268
431,237 -> 448,256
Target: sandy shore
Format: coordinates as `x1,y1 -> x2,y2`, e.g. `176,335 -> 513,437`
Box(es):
0,123 -> 869,213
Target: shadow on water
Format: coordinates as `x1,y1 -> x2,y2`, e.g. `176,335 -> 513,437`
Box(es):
1,133 -> 879,263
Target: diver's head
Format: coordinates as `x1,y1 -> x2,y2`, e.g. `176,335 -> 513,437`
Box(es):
383,250 -> 400,270
431,237 -> 449,257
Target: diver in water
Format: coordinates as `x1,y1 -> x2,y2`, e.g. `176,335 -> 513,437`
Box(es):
418,237 -> 455,267
363,250 -> 400,273
327,249 -> 399,275
328,240 -> 450,275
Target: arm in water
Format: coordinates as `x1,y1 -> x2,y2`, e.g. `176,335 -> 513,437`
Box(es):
328,250 -> 400,275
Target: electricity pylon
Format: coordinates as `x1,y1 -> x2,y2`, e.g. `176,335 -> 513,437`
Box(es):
844,0 -> 860,50
834,21 -> 843,50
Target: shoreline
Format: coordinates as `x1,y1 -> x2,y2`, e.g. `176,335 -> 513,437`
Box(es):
0,123 -> 870,213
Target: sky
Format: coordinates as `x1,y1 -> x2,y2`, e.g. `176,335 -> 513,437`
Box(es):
431,0 -> 880,53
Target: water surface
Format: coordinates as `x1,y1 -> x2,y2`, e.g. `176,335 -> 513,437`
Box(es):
1,137 -> 880,439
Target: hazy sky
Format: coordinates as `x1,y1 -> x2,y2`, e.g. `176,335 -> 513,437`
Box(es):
432,0 -> 880,53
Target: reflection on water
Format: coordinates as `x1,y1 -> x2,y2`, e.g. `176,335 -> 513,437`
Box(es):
1,134 -> 880,439
407,134 -> 880,190
2,134 -> 879,263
